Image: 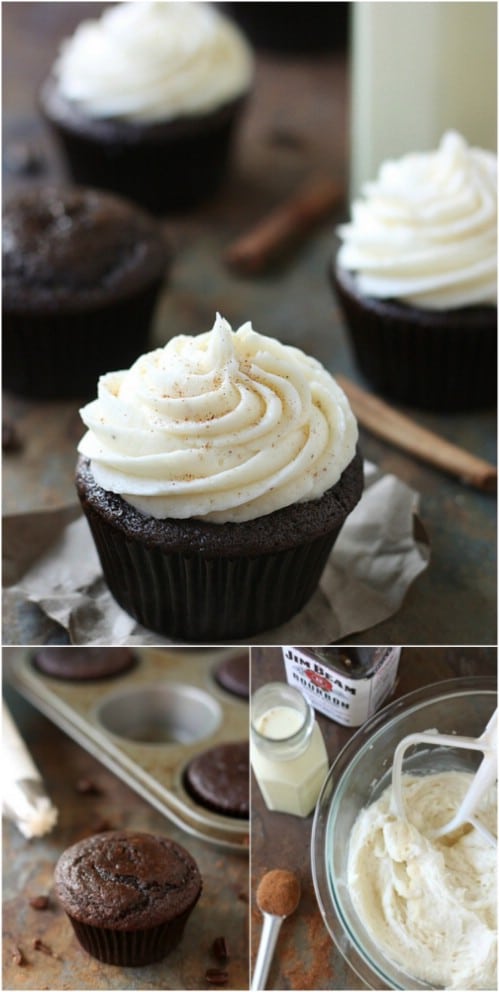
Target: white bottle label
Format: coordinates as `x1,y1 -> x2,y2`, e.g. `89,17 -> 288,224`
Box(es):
282,646 -> 401,727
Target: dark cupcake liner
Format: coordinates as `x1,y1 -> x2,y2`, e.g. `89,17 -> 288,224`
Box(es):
76,451 -> 363,642
40,79 -> 246,213
3,281 -> 162,399
68,906 -> 193,966
333,262 -> 497,412
220,2 -> 349,53
82,506 -> 343,641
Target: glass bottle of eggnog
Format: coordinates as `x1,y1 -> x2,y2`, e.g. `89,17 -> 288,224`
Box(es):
251,682 -> 329,817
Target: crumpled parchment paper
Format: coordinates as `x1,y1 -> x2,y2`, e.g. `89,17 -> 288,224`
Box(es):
3,462 -> 430,645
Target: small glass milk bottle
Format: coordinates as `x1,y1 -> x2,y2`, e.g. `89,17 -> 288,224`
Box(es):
251,682 -> 329,817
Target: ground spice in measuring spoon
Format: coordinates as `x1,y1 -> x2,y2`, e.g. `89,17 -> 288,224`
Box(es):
256,869 -> 301,917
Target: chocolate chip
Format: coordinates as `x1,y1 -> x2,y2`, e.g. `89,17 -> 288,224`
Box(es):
32,938 -> 57,958
205,968 -> 229,985
29,895 -> 49,911
75,777 -> 100,795
2,419 -> 22,453
212,936 -> 229,962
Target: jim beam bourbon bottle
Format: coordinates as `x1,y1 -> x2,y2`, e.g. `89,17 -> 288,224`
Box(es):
281,646 -> 401,727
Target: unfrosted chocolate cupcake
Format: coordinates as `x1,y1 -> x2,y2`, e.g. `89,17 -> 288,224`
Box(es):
75,314 -> 362,642
55,830 -> 202,966
33,647 -> 136,681
39,2 -> 253,213
184,741 -> 249,818
214,653 -> 250,699
2,185 -> 168,398
333,132 -> 497,412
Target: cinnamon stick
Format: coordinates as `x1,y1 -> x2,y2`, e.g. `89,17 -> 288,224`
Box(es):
224,176 -> 344,274
336,375 -> 497,494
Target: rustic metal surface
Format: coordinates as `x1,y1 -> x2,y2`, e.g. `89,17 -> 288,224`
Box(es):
2,663 -> 249,991
5,647 -> 250,849
250,646 -> 497,990
2,2 -> 497,645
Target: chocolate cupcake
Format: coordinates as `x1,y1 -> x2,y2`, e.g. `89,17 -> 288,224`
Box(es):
55,830 -> 202,966
214,653 -> 250,699
184,741 -> 249,818
2,185 -> 169,399
33,647 -> 136,681
76,314 -> 363,642
333,132 -> 497,411
221,2 -> 349,54
39,2 -> 253,213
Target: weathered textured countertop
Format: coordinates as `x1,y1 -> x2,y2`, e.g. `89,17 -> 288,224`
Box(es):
250,646 -> 497,990
2,2 -> 496,646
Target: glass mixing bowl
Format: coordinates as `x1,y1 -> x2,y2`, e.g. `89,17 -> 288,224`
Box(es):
311,677 -> 497,990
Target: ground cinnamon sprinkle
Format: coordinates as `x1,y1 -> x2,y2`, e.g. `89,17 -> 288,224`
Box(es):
284,911 -> 334,989
256,869 -> 301,917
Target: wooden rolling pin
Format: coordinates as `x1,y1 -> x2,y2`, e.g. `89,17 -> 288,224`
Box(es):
336,375 -> 497,494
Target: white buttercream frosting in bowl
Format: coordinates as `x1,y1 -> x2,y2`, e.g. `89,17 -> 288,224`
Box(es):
78,314 -> 358,523
347,770 -> 497,990
337,131 -> 497,309
53,0 -> 253,123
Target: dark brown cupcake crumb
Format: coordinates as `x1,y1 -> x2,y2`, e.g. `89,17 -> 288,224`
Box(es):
29,895 -> 49,911
75,777 -> 100,795
32,938 -> 58,958
212,936 -> 229,962
12,946 -> 26,966
205,968 -> 229,985
2,419 -> 22,452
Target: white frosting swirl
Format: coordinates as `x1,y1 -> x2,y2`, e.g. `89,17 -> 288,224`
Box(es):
78,314 -> 358,523
53,1 -> 253,123
337,132 -> 497,309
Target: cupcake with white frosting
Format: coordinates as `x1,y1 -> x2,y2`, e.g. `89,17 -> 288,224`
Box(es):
333,132 -> 497,410
76,314 -> 363,641
39,1 -> 253,212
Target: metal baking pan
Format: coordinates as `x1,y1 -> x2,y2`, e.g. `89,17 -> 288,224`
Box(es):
4,646 -> 249,851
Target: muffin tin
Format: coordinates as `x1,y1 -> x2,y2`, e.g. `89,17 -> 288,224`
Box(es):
4,647 -> 249,851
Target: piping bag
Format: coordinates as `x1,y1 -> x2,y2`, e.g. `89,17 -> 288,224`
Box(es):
2,700 -> 58,838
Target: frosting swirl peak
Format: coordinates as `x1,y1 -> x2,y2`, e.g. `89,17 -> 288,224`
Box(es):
78,315 -> 358,523
337,132 -> 497,309
54,1 -> 253,123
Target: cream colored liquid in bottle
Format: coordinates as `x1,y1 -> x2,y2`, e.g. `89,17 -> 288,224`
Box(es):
251,683 -> 329,817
